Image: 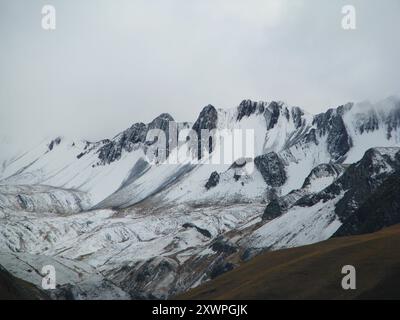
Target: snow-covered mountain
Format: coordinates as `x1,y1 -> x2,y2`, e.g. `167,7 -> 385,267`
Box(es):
2,96 -> 400,208
243,147 -> 400,255
1,96 -> 400,299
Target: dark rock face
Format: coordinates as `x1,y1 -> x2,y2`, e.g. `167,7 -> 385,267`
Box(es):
111,257 -> 179,300
146,113 -> 175,160
334,170 -> 400,237
291,106 -> 305,129
148,113 -> 174,131
192,104 -> 218,134
237,100 -> 265,121
98,122 -> 148,165
262,189 -> 307,220
313,106 -> 352,162
97,114 -> 175,165
294,148 -> 400,237
264,101 -> 282,130
262,199 -> 282,220
262,164 -> 345,221
333,149 -> 400,222
303,128 -> 318,145
254,152 -> 287,187
241,247 -> 262,262
301,163 -> 345,189
48,137 -> 61,151
205,171 -> 220,190
192,105 -> 218,159
261,163 -> 345,221
262,188 -> 281,220
237,100 -> 307,133
182,223 -> 212,238
16,194 -> 28,210
210,237 -> 238,255
147,113 -> 174,144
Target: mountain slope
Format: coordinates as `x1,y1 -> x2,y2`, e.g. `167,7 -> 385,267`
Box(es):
179,224 -> 400,300
0,185 -> 91,214
95,97 -> 400,209
242,147 -> 400,255
334,170 -> 400,236
1,96 -> 400,299
2,97 -> 399,210
0,265 -> 49,300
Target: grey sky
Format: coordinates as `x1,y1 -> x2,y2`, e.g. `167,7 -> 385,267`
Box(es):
0,0 -> 399,144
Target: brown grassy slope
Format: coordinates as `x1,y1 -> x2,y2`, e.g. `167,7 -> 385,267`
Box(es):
0,266 -> 49,300
178,224 -> 400,300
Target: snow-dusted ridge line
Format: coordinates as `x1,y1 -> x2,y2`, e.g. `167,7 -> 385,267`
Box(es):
1,96 -> 400,209
0,96 -> 400,298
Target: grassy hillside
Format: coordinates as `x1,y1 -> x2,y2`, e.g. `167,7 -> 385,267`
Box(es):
0,265 -> 48,300
178,224 -> 400,300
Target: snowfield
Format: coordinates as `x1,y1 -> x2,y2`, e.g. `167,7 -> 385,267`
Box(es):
0,203 -> 265,298
243,196 -> 343,251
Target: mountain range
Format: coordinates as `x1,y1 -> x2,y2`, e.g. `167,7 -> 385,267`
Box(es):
1,95 -> 400,299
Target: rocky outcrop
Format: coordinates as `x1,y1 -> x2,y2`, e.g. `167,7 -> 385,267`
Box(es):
210,237 -> 238,255
291,106 -> 305,129
333,148 -> 400,220
192,105 -> 218,159
97,122 -> 147,165
254,152 -> 287,187
262,197 -> 284,220
97,114 -> 175,165
236,100 -> 265,121
182,223 -> 212,238
205,171 -> 220,190
48,137 -> 62,151
295,148 -> 400,230
301,163 -> 345,190
334,170 -> 400,236
262,164 -> 344,220
313,105 -> 353,162
109,257 -> 179,299
264,101 -> 282,130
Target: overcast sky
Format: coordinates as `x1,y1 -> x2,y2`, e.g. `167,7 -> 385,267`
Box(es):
1,0 -> 399,144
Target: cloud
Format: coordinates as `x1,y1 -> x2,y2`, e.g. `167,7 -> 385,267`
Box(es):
0,0 -> 399,145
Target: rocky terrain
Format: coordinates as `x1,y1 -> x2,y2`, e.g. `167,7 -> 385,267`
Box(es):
180,224 -> 400,300
1,96 -> 400,299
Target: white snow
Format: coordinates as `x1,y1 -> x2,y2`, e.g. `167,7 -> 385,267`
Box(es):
1,97 -> 400,298
244,195 -> 344,251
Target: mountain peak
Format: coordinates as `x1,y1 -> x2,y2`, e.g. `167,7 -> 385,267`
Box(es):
192,104 -> 218,132
151,113 -> 174,123
237,100 -> 266,121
